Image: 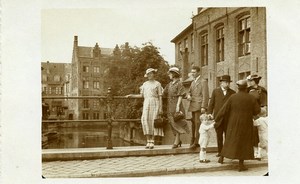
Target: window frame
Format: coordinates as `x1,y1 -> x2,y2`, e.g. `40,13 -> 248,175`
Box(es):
178,42 -> 182,59
83,66 -> 89,72
93,100 -> 100,109
184,37 -> 188,50
191,33 -> 194,51
83,112 -> 89,120
83,81 -> 89,89
94,66 -> 100,73
200,31 -> 208,67
83,77 -> 89,89
66,83 -> 69,93
83,99 -> 89,108
216,25 -> 225,62
238,15 -> 251,57
93,112 -> 100,119
93,81 -> 100,89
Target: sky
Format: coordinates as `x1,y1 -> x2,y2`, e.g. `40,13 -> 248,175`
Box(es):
41,7 -> 197,65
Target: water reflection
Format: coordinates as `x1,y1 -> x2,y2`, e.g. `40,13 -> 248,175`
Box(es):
43,125 -> 137,149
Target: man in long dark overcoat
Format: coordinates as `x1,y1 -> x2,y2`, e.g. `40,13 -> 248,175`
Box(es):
207,75 -> 236,160
214,79 -> 261,171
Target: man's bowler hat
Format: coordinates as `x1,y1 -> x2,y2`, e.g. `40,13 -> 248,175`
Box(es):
219,75 -> 232,82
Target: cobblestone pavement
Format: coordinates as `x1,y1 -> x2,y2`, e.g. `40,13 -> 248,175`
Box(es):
161,166 -> 268,177
42,153 -> 268,178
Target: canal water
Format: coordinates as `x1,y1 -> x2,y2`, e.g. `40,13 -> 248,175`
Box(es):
44,124 -> 137,149
42,122 -> 217,149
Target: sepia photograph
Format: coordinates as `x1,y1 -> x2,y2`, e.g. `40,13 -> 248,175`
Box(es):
2,0 -> 300,184
41,7 -> 268,178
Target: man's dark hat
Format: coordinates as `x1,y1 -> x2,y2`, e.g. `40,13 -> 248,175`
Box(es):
219,75 -> 232,82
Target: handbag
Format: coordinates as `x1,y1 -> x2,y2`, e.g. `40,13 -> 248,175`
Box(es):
173,111 -> 185,122
154,115 -> 165,128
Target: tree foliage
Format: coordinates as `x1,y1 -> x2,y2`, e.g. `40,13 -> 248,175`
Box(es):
107,42 -> 170,119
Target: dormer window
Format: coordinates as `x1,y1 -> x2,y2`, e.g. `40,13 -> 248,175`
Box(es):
93,43 -> 101,58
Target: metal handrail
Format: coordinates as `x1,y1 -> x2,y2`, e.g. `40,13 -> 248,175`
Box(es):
43,119 -> 141,123
42,90 -> 196,149
42,96 -> 143,99
42,89 -> 145,149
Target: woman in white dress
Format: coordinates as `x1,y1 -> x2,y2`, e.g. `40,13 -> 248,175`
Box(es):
126,68 -> 164,149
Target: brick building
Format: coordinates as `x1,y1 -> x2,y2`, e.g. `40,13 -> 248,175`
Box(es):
68,36 -> 115,120
171,7 -> 267,94
41,61 -> 71,120
42,36 -> 130,120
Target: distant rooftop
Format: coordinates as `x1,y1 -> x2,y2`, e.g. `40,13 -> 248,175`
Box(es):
78,46 -> 113,58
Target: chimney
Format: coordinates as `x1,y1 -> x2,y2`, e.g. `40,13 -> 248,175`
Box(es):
74,35 -> 78,47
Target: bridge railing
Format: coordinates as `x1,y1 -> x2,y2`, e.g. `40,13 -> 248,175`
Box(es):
42,88 -> 145,149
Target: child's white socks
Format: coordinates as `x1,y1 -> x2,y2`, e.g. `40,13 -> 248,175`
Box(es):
199,150 -> 206,160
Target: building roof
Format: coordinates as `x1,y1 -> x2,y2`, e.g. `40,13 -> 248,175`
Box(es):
170,23 -> 193,43
191,8 -> 210,19
101,48 -> 114,55
78,46 -> 113,58
198,8 -> 209,14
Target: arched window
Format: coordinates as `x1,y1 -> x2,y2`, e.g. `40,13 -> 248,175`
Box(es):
237,14 -> 251,56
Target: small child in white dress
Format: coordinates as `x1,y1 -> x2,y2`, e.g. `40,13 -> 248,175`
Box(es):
253,107 -> 268,159
198,114 -> 215,163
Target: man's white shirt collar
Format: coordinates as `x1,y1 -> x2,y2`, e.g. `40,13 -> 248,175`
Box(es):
221,86 -> 227,95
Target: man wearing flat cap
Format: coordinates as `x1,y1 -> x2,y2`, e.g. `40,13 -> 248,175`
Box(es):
214,80 -> 261,171
207,75 -> 236,162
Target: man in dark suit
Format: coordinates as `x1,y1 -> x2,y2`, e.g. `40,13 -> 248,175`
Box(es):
214,80 -> 261,171
187,66 -> 209,149
207,75 -> 235,162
